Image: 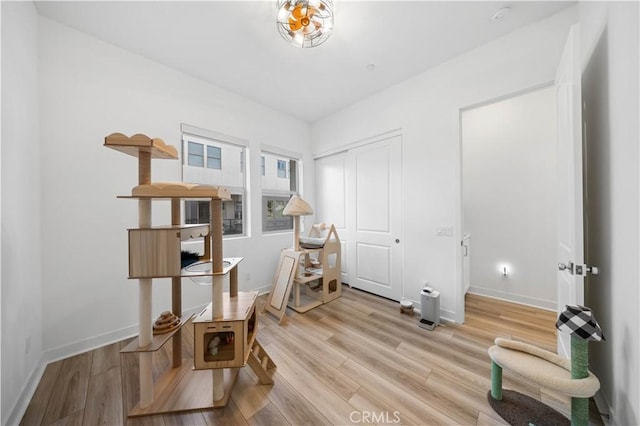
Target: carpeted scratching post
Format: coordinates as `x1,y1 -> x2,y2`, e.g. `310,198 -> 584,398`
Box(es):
571,337 -> 588,426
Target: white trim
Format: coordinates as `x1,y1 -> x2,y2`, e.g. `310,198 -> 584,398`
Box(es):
261,144 -> 302,160
313,128 -> 402,160
453,108 -> 464,324
459,81 -> 554,113
181,123 -> 249,147
467,287 -> 556,311
254,284 -> 273,296
4,356 -> 46,426
593,391 -> 616,425
44,305 -> 207,364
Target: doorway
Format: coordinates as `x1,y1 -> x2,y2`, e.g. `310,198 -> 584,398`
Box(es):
315,132 -> 403,301
460,85 -> 558,311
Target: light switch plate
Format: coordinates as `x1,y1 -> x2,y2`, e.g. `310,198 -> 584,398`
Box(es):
436,226 -> 453,236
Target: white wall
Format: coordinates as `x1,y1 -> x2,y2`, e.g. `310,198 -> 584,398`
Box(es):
462,86 -> 557,310
38,16 -> 313,361
580,2 -> 639,425
312,6 -> 577,321
1,2 -> 44,424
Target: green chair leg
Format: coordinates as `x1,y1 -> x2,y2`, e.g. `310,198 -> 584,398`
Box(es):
491,361 -> 503,400
571,397 -> 588,426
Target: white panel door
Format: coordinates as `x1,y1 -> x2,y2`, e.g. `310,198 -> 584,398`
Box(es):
556,24 -> 584,358
315,152 -> 349,282
347,135 -> 402,300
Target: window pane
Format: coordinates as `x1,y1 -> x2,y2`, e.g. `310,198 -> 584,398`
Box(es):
185,200 -> 209,224
289,159 -> 297,192
277,160 -> 287,178
222,194 -> 243,235
185,194 -> 243,236
188,142 -> 204,167
207,146 -> 222,170
262,196 -> 293,232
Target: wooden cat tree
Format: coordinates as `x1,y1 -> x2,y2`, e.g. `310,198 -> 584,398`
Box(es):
105,133 -> 274,419
264,195 -> 342,324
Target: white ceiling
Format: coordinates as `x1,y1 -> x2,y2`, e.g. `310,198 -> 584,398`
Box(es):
35,1 -> 573,122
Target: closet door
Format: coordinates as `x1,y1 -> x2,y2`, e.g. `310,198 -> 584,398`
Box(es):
315,134 -> 402,300
315,152 -> 349,283
348,135 -> 402,300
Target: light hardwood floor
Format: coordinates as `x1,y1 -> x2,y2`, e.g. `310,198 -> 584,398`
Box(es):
21,287 -> 603,425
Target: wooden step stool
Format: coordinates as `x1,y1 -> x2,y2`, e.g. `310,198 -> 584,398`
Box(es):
247,339 -> 276,384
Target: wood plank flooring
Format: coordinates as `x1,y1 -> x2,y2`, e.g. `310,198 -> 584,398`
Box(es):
20,287 -> 603,425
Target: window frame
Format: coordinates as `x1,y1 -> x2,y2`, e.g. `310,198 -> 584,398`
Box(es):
206,145 -> 222,170
181,124 -> 249,238
261,146 -> 303,234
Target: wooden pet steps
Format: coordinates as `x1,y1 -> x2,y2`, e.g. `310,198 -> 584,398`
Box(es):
247,339 -> 276,385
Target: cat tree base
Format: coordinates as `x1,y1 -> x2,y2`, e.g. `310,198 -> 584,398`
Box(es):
123,362 -> 239,417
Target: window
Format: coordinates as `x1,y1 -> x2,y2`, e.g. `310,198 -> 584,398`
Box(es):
182,125 -> 248,237
188,142 -> 204,167
262,196 -> 293,232
261,149 -> 301,233
277,160 -> 287,178
207,146 -> 221,169
184,195 -> 244,235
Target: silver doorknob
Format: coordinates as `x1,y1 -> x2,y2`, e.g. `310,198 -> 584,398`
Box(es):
558,263 -> 567,271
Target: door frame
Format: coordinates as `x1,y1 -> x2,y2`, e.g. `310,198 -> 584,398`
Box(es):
453,82 -> 554,324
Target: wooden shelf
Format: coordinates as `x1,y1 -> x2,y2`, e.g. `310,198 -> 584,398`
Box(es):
120,313 -> 194,354
126,364 -> 239,417
288,293 -> 323,313
127,224 -> 209,241
193,291 -> 257,323
181,257 -> 243,279
104,133 -> 179,159
294,273 -> 322,284
116,182 -> 231,200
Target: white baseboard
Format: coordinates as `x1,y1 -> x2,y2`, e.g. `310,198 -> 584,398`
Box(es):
594,391 -> 616,425
3,355 -> 46,426
5,304 -> 209,424
254,284 -> 272,296
467,286 -> 556,311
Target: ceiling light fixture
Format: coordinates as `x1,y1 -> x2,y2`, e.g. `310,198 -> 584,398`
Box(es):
276,0 -> 334,48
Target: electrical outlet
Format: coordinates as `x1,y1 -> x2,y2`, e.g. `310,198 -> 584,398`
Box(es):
25,336 -> 31,355
436,226 -> 453,237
